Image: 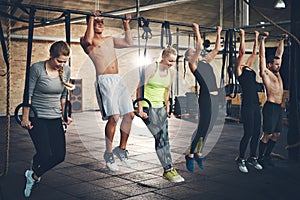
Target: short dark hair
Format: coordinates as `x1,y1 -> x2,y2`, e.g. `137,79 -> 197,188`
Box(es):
266,55 -> 280,64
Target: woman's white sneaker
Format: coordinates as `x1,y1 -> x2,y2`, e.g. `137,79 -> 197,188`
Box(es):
236,158 -> 248,173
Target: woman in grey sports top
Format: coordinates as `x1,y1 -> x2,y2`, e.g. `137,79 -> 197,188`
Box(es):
21,40 -> 75,198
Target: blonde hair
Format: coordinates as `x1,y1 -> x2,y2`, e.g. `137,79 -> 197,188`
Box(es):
184,48 -> 193,61
58,68 -> 75,90
161,46 -> 177,58
50,41 -> 75,90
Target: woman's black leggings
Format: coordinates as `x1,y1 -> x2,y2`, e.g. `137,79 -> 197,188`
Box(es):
239,104 -> 261,158
190,88 -> 212,154
28,118 -> 66,177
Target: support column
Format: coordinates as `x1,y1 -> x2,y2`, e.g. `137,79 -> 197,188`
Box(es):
287,0 -> 300,160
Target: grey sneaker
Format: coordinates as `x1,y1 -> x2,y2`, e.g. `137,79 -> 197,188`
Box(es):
103,152 -> 119,172
24,169 -> 40,197
235,158 -> 248,173
113,146 -> 130,167
247,157 -> 263,170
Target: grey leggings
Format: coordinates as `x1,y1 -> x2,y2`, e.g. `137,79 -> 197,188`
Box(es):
143,106 -> 173,171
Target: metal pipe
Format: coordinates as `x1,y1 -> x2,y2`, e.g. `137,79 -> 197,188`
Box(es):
23,7 -> 35,105
238,20 -> 290,29
0,1 -> 217,31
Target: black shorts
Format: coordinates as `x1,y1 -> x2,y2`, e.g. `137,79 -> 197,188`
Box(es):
262,101 -> 282,134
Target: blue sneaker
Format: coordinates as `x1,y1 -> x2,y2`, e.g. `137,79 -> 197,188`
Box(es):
185,155 -> 194,172
24,169 -> 40,197
194,153 -> 204,170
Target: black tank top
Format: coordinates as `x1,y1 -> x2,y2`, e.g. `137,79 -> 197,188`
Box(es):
238,67 -> 260,105
193,61 -> 218,93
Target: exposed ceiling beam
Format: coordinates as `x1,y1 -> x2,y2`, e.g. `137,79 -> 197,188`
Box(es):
9,0 -> 32,27
71,0 -> 195,23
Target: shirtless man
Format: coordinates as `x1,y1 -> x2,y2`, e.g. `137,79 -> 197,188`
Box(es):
80,10 -> 134,171
258,32 -> 288,167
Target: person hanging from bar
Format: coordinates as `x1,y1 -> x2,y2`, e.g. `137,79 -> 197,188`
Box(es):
136,46 -> 184,183
257,32 -> 288,167
80,10 -> 134,171
184,23 -> 222,172
22,41 -> 75,198
235,29 -> 263,173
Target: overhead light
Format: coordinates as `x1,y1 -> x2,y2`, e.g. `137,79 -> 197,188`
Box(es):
274,0 -> 285,9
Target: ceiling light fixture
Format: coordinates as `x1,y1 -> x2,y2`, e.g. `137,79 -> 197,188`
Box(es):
274,0 -> 286,9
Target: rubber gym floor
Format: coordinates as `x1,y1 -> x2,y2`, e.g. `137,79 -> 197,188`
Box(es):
1,111 -> 300,200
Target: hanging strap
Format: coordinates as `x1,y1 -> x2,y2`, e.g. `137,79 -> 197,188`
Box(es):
134,17 -> 152,122
221,29 -> 229,86
14,6 -> 38,125
138,17 -> 152,40
160,21 -> 172,49
227,29 -> 238,98
137,17 -> 153,99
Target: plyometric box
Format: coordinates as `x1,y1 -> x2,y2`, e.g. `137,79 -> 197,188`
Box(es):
70,79 -> 82,113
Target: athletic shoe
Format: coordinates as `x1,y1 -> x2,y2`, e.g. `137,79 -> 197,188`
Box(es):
24,169 -> 40,197
185,155 -> 195,172
247,157 -> 263,170
194,153 -> 204,170
103,152 -> 119,171
163,168 -> 185,183
258,156 -> 266,168
235,158 -> 248,173
258,156 -> 274,168
113,146 -> 130,167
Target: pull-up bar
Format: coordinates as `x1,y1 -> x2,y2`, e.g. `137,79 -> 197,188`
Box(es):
0,1 -> 217,30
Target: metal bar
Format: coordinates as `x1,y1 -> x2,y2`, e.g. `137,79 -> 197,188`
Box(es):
176,27 -> 179,96
0,1 -> 217,30
23,6 -> 35,104
243,30 -> 282,38
0,10 -> 28,23
238,20 -> 290,29
0,1 -> 291,33
11,16 -> 84,33
64,11 -> 71,46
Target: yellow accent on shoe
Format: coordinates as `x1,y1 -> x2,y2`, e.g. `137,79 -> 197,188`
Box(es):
163,169 -> 185,183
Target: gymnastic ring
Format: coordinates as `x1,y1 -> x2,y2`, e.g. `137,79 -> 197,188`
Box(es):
14,103 -> 38,126
133,97 -> 152,125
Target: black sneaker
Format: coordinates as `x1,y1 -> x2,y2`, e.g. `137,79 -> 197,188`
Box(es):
247,157 -> 263,170
258,156 -> 274,168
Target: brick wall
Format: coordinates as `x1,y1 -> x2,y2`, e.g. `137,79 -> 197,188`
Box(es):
0,23 -> 142,115
0,22 -> 269,116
